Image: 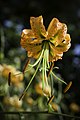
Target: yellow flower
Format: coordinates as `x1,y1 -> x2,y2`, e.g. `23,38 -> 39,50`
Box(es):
70,102 -> 80,113
2,64 -> 23,85
3,95 -> 22,108
26,97 -> 34,106
21,16 -> 71,62
51,103 -> 59,111
35,82 -> 51,97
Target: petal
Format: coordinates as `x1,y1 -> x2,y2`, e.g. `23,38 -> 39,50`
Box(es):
64,34 -> 71,44
49,43 -> 63,62
55,33 -> 71,52
47,18 -> 62,39
30,16 -> 47,39
24,43 -> 42,53
49,24 -> 68,46
21,37 -> 42,52
21,32 -> 42,59
21,29 -> 34,47
55,24 -> 67,46
58,24 -> 67,39
52,43 -> 71,53
49,52 -> 63,62
28,51 -> 41,59
21,29 -> 35,39
21,29 -> 42,51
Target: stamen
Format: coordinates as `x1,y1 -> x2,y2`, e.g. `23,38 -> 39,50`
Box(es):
64,81 -> 72,93
23,58 -> 30,74
19,91 -> 26,101
8,72 -> 11,86
47,95 -> 55,104
47,62 -> 54,77
51,103 -> 58,111
13,72 -> 23,76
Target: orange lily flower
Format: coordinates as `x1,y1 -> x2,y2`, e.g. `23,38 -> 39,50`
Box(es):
19,16 -> 72,101
21,16 -> 71,62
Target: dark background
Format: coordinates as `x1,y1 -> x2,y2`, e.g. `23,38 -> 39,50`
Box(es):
0,0 -> 80,118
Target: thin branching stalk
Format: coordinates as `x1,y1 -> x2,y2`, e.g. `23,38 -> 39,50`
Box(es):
0,111 -> 80,119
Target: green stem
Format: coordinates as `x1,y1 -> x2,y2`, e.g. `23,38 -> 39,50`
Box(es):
42,55 -> 45,90
0,111 -> 79,119
50,74 -> 54,95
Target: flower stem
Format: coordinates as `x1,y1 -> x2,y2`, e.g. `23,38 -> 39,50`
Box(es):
0,111 -> 79,119
42,55 -> 45,90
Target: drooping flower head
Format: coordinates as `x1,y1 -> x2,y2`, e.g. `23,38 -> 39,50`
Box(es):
21,16 -> 71,62
20,16 -> 72,103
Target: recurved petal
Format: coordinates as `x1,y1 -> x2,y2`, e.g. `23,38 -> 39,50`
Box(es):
56,24 -> 67,45
21,37 -> 42,53
21,29 -> 43,48
52,54 -> 63,61
49,43 -> 63,62
24,44 -> 42,53
54,43 -> 71,52
21,29 -> 35,48
30,16 -> 47,39
49,52 -> 63,62
21,37 -> 32,49
21,37 -> 42,59
47,18 -> 62,39
50,24 -> 68,47
27,51 -> 41,59
29,39 -> 42,44
21,34 -> 42,50
57,33 -> 71,51
58,24 -> 67,39
50,43 -> 63,54
21,29 -> 35,39
64,34 -> 71,43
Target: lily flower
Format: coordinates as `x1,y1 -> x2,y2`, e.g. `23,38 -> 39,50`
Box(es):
20,16 -> 71,101
21,16 -> 71,62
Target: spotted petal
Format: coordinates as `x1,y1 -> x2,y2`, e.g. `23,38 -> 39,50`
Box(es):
20,29 -> 42,58
54,24 -> 67,46
49,24 -> 68,46
49,43 -> 63,61
21,37 -> 42,57
27,51 -> 41,59
30,16 -> 47,39
47,18 -> 62,39
21,29 -> 35,39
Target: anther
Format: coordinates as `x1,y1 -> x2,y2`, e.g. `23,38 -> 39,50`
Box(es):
8,72 -> 11,86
